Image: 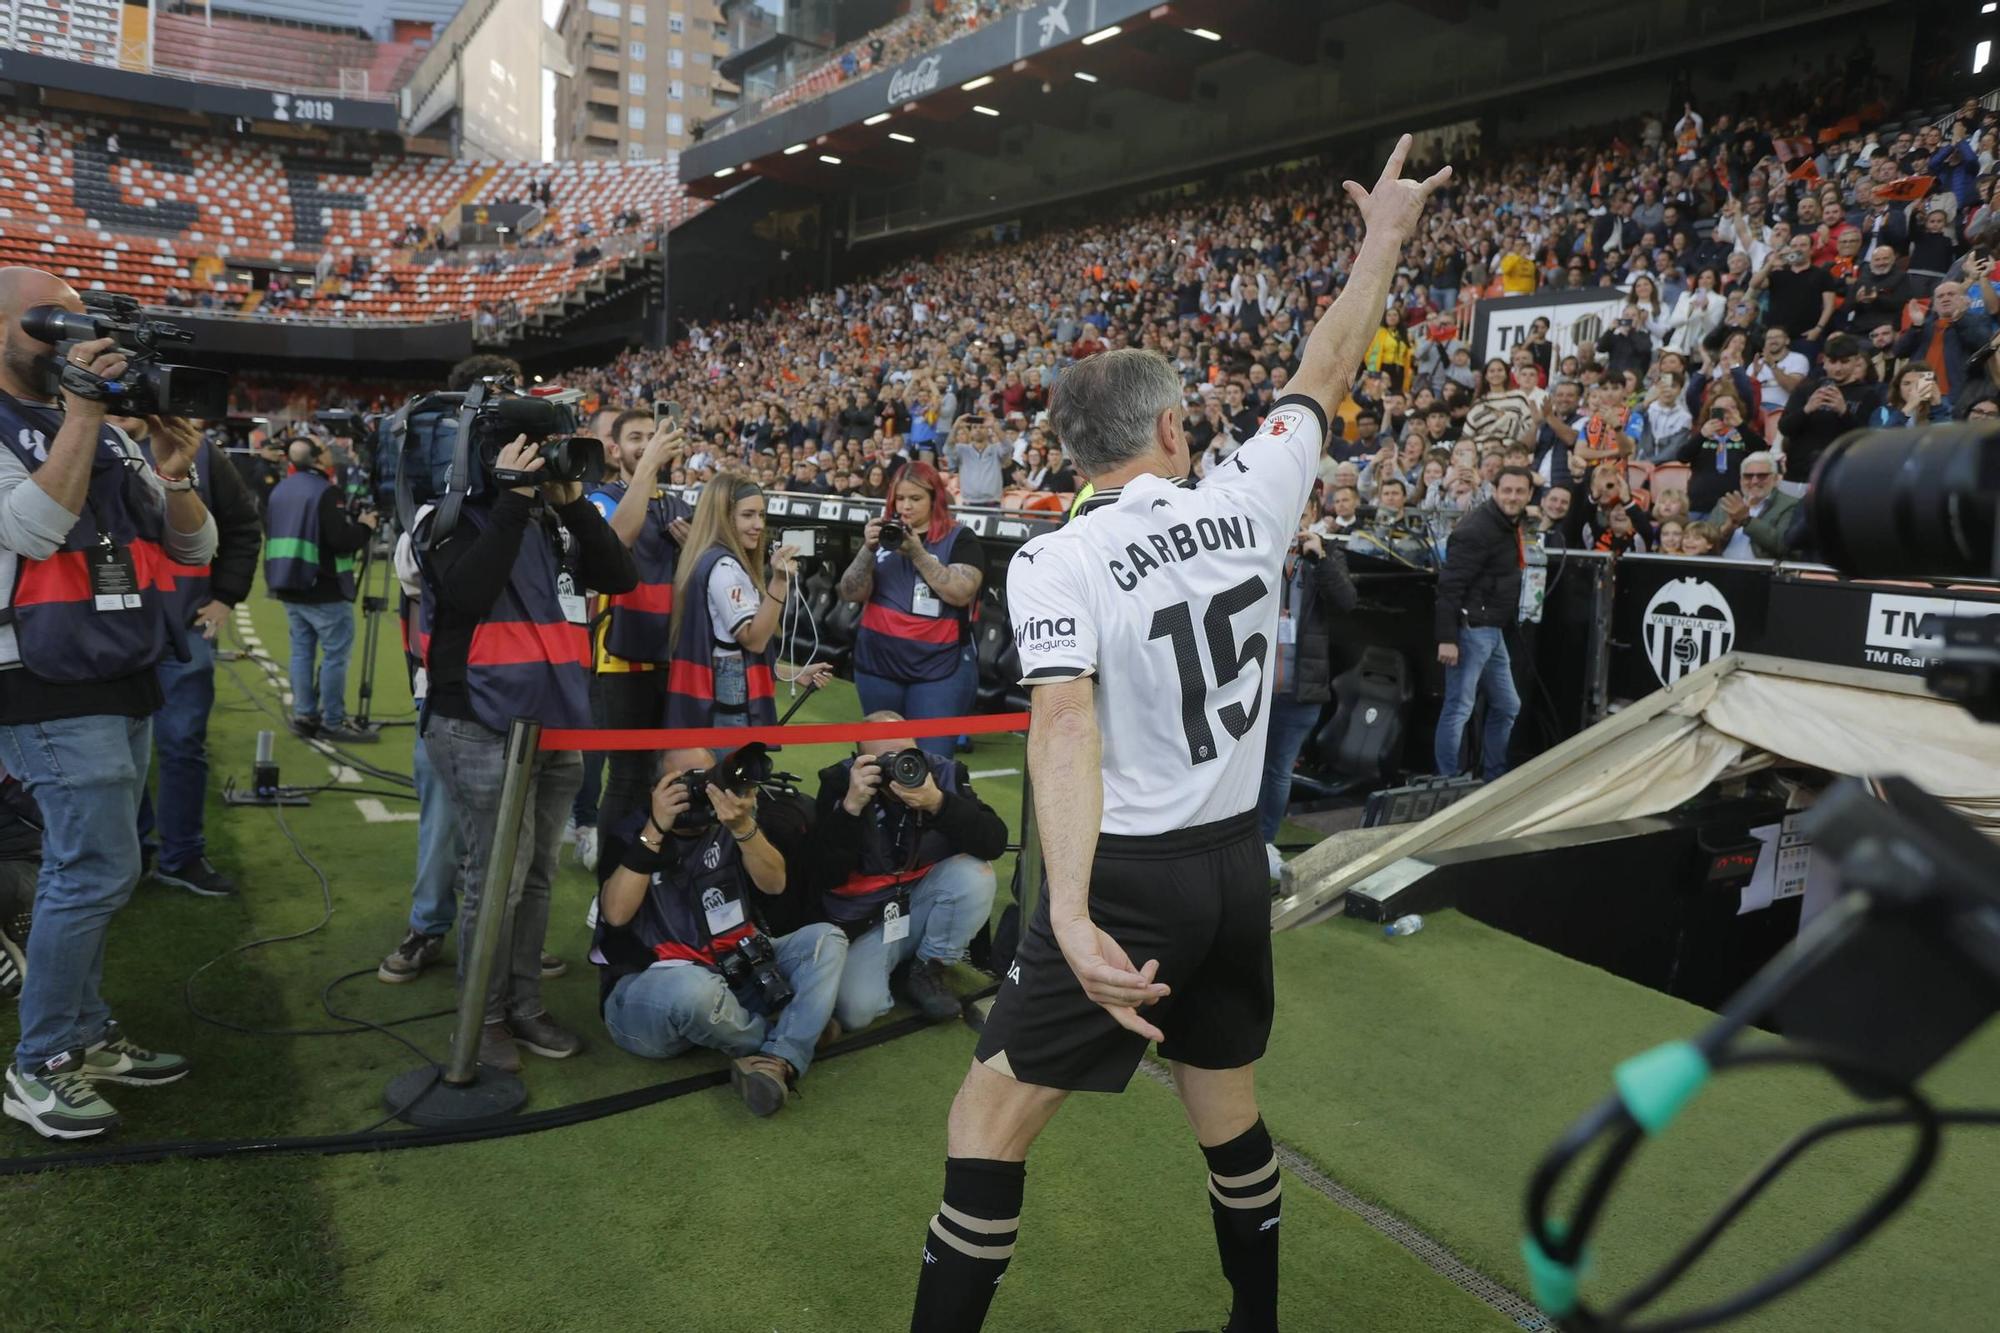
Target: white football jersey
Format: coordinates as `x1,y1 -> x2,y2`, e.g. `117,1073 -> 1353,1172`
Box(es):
1007,397 -> 1325,836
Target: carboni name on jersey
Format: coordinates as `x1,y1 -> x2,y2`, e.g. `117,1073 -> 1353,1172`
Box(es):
1109,513 -> 1265,592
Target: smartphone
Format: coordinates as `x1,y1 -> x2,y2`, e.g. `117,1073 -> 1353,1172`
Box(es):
779,528 -> 818,558
653,399 -> 681,424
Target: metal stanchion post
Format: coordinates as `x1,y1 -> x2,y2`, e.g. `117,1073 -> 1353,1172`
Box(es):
383,717 -> 539,1125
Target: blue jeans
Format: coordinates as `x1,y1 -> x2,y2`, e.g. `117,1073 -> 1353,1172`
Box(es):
833,854 -> 996,1031
0,714 -> 151,1072
140,632 -> 215,870
408,727 -> 464,939
853,643 -> 978,760
284,599 -> 355,726
1430,286 -> 1459,312
1433,625 -> 1521,779
1256,696 -> 1324,844
602,923 -> 849,1077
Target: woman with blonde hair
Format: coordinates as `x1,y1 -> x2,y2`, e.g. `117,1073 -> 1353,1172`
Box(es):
666,472 -> 830,730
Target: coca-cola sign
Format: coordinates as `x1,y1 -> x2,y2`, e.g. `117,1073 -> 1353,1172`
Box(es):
886,55 -> 942,105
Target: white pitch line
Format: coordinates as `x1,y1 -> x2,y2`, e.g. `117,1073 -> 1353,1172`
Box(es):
328,763 -> 363,785
354,798 -> 418,823
969,768 -> 1020,779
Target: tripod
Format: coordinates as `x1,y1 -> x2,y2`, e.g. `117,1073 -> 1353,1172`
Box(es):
350,525 -> 404,731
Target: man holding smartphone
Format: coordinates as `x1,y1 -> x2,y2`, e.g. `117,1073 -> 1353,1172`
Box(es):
1777,332 -> 1884,486
587,407 -> 693,877
950,415 -> 1006,506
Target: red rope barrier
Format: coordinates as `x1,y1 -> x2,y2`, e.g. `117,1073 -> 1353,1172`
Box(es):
537,711 -> 1031,752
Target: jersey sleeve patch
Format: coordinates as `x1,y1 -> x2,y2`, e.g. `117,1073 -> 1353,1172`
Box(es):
1007,541 -> 1096,686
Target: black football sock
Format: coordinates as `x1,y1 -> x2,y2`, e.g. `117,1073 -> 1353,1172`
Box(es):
1203,1118 -> 1281,1333
910,1156 -> 1025,1333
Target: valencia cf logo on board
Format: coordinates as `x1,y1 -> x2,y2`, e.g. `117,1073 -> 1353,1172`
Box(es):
1642,578 -> 1736,685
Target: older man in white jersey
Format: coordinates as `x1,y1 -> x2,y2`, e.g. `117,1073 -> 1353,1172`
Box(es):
907,139 -> 1452,1332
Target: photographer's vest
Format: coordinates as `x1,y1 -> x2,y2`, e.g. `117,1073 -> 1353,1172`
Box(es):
853,525 -> 973,683
631,823 -> 758,968
824,752 -> 966,926
420,503 -> 593,733
666,545 -> 776,727
264,470 -> 356,599
593,479 -> 689,665
140,436 -> 216,627
0,392 -> 171,680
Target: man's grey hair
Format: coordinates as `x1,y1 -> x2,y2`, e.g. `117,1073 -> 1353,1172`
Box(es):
1741,450 -> 1778,472
1048,349 -> 1182,477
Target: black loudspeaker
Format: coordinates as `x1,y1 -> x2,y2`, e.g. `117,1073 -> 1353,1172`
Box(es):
1314,646 -> 1410,785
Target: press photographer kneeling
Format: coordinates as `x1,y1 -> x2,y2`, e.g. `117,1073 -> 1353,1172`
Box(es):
414,397 -> 636,1074
593,746 -> 849,1118
817,714 -> 1003,1028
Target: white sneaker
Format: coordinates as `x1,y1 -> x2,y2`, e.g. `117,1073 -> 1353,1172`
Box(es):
1265,843 -> 1284,881
559,818 -> 580,848
585,895 -> 600,931
574,825 -> 599,871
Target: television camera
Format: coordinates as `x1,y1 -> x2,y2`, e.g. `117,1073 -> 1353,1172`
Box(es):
21,293 -> 228,419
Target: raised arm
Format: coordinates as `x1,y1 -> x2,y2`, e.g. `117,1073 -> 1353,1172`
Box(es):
1287,136 -> 1452,418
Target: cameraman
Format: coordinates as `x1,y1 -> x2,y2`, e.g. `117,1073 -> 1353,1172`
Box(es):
594,748 -> 848,1117
0,267 -> 216,1139
417,427 -> 636,1073
835,462 -> 985,759
815,713 -> 1004,1028
112,414 -> 262,899
264,434 -> 379,744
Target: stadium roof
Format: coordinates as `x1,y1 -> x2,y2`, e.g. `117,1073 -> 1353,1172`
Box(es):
206,0 -> 463,38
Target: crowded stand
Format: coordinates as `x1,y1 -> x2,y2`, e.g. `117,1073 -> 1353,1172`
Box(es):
0,108 -> 695,325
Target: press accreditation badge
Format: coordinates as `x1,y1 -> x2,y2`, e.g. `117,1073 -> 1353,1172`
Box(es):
882,895 -> 911,943
910,582 -> 943,618
701,885 -> 744,936
556,571 -> 588,626
90,542 -> 142,612
1276,613 -> 1298,645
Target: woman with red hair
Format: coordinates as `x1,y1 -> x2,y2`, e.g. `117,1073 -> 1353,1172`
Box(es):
835,461 -> 988,757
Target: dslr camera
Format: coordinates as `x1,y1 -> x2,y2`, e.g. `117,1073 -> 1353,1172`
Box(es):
715,932 -> 793,1014
878,746 -> 931,790
673,741 -> 774,832
22,293 -> 228,419
878,516 -> 909,549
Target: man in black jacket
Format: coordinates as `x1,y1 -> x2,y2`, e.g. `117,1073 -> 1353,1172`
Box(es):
1432,467 -> 1533,778
1776,333 -> 1883,485
815,715 -> 1007,1027
113,415 -> 263,898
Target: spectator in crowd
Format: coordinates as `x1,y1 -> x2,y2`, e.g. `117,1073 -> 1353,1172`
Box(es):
1777,332 -> 1885,485
839,463 -> 985,759
264,435 -> 379,744
666,474 -> 830,732
952,414 -> 1008,506
1256,511 -> 1358,878
1750,326 -> 1811,424
1894,276 -> 1998,415
1661,268 -> 1727,354
1713,451 -> 1801,560
815,714 -> 1005,1027
1432,466 -> 1534,779
1677,394 -> 1763,516
1681,520 -> 1722,555
594,749 -> 848,1118
0,267 -> 217,1139
1750,239 -> 1838,355
1464,359 -> 1536,450
112,415 -> 262,900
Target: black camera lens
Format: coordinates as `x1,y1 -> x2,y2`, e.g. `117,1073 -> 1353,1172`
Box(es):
886,747 -> 930,788
1810,425 -> 1999,579
879,518 -> 907,548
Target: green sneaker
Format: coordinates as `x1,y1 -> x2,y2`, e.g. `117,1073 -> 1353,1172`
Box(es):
4,1050 -> 120,1139
83,1021 -> 190,1087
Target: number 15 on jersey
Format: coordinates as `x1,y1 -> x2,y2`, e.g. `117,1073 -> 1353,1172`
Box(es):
1147,574 -> 1271,765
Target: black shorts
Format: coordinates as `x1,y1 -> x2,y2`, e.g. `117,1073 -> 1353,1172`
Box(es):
974,810 -> 1272,1093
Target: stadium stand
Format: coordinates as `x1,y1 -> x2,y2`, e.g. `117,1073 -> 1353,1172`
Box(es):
0,107 -> 702,324
149,8 -> 426,99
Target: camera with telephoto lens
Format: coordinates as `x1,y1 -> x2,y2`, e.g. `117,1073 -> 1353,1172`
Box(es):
21,293 -> 228,419
881,746 -> 930,789
673,741 -> 773,831
878,516 -> 908,549
714,931 -> 793,1013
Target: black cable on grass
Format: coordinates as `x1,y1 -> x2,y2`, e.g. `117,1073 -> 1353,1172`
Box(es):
4,988 -> 995,1173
